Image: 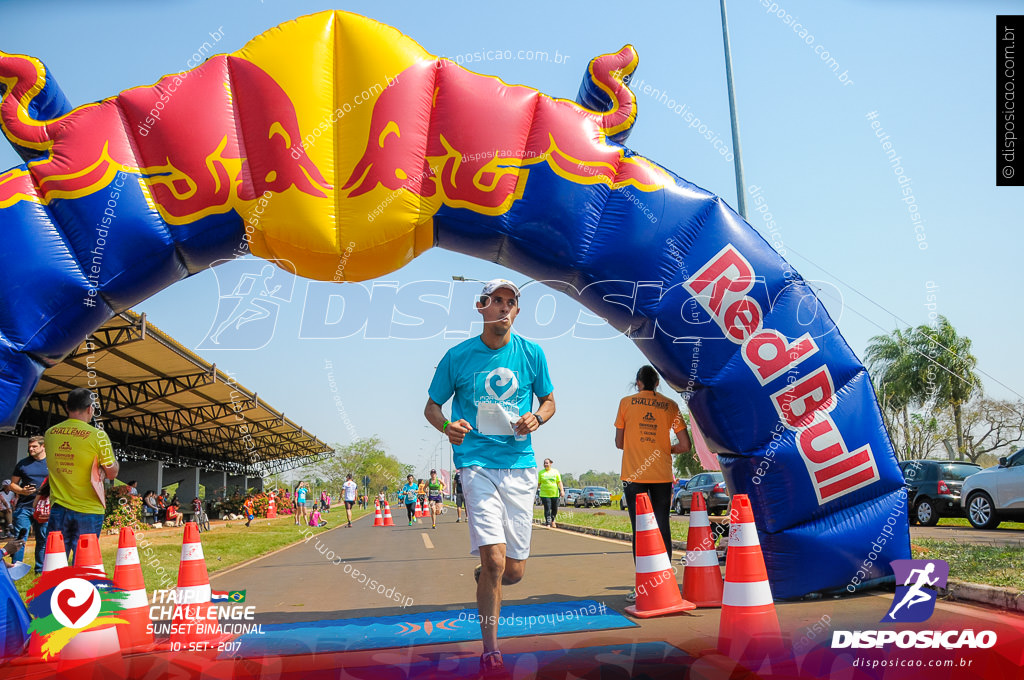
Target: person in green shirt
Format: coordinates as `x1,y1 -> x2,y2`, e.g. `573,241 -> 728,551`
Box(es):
537,458 -> 565,528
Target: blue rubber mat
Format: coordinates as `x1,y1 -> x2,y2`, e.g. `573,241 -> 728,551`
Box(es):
227,600 -> 637,657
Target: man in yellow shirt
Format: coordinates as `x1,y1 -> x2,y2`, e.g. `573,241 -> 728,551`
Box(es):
44,388 -> 119,559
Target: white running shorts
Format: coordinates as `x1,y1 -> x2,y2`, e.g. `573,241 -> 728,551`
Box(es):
460,466 -> 537,561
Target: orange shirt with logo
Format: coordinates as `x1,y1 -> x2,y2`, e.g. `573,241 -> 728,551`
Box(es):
615,391 -> 686,483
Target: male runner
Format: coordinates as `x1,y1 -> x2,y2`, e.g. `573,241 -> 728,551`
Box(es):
424,278 -> 555,676
342,474 -> 358,528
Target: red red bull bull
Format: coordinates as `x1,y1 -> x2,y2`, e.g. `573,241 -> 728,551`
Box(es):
0,52 -> 330,221
343,46 -> 668,213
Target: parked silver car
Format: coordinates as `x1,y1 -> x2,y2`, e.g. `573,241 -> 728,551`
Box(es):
961,448 -> 1024,529
564,488 -> 582,506
574,486 -> 612,508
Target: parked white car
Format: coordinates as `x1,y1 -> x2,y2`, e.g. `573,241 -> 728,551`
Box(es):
960,448 -> 1024,529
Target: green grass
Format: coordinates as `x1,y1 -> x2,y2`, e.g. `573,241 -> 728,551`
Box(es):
533,508 -> 693,542
923,517 -> 1024,531
912,539 -> 1024,590
14,507 -> 372,600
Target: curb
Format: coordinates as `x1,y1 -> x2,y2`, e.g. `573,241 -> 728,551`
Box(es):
533,518 -> 689,553
944,579 -> 1024,613
538,520 -> 1023,610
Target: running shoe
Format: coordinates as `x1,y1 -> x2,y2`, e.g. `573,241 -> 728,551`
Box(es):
625,589 -> 637,603
409,521 -> 414,526
480,651 -> 506,677
456,518 -> 461,523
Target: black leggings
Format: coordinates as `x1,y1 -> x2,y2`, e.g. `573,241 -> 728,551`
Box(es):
540,496 -> 559,524
406,502 -> 416,521
623,481 -> 674,560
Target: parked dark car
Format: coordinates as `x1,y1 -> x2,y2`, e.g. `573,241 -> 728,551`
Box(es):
673,472 -> 729,515
574,486 -> 612,508
899,459 -> 981,526
564,489 -> 583,506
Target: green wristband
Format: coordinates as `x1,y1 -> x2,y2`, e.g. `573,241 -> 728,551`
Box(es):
442,420 -> 451,432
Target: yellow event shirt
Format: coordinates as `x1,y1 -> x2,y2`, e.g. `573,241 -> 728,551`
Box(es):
614,391 -> 686,483
44,418 -> 114,514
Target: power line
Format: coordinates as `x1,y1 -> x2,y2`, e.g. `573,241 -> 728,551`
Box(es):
792,247 -> 1023,401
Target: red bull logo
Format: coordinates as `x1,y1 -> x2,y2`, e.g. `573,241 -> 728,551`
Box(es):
342,46 -> 669,215
0,52 -> 330,222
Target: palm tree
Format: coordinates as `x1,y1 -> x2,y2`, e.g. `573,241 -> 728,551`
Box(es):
912,316 -> 979,460
866,327 -> 924,457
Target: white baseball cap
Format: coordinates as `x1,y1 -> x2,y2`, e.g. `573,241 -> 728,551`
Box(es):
480,278 -> 521,299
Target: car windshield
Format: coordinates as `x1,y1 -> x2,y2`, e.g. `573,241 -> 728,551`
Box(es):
586,487 -> 609,493
938,464 -> 981,481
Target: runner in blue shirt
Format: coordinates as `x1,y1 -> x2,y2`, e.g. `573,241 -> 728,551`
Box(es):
424,279 -> 555,677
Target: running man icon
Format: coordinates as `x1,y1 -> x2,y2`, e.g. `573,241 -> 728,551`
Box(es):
883,559 -> 949,623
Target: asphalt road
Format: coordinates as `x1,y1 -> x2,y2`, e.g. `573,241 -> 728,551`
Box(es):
205,509 -> 1024,677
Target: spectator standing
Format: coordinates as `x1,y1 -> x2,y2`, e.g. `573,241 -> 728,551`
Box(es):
614,365 -> 691,602
9,435 -> 49,572
0,480 -> 15,536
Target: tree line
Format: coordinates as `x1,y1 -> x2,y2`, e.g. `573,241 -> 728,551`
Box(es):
866,315 -> 1023,463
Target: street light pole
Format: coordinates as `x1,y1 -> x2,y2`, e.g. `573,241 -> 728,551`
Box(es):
720,0 -> 748,219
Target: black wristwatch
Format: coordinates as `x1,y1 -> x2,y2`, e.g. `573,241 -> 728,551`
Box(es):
535,413 -> 545,425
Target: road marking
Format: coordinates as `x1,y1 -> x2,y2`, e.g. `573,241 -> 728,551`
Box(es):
421,533 -> 434,550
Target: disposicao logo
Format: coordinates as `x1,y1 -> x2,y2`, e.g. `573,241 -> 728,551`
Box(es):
26,566 -> 130,659
831,559 -> 997,650
884,559 -> 947,623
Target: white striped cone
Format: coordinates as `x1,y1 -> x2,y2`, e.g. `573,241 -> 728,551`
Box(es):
718,495 -> 784,662
682,492 -> 723,607
61,534 -> 121,661
113,527 -> 154,651
382,501 -> 395,526
41,531 -> 68,573
172,522 -> 221,644
28,532 -> 69,658
624,493 -> 695,618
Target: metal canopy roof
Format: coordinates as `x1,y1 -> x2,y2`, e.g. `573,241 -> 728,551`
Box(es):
12,310 -> 332,476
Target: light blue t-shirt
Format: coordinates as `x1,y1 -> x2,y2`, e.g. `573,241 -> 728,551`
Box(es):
297,488 -> 308,504
428,334 -> 553,469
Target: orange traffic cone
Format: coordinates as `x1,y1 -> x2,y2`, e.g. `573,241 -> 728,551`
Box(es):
60,534 -> 122,661
624,493 -> 695,618
382,501 -> 395,526
682,492 -> 724,607
112,527 -> 155,652
373,504 -> 384,527
26,532 -> 70,658
171,522 -> 222,645
717,494 -> 784,662
267,495 -> 277,518
413,499 -> 422,518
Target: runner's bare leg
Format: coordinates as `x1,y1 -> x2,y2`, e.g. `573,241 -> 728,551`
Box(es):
477,544 -> 526,653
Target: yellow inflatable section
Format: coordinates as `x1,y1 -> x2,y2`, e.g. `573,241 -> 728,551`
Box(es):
235,11 -> 435,282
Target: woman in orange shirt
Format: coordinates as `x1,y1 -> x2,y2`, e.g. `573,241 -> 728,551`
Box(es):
614,365 -> 692,599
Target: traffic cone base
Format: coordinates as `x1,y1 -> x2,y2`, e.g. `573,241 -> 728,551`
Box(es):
682,492 -> 724,608
716,495 -> 785,662
113,528 -> 155,653
625,493 -> 695,618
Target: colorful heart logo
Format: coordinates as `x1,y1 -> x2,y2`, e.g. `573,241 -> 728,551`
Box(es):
56,588 -> 95,626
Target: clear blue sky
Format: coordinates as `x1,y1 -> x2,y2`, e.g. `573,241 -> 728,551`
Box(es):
3,1 -> 1019,480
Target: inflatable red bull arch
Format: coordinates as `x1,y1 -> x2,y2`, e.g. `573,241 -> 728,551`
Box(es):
0,10 -> 909,598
